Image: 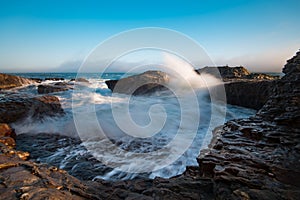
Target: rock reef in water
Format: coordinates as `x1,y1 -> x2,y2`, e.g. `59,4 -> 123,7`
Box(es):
37,84 -> 70,94
196,66 -> 279,81
105,71 -> 169,95
0,73 -> 34,90
0,93 -> 64,123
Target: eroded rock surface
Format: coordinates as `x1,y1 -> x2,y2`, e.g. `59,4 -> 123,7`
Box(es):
196,50 -> 300,199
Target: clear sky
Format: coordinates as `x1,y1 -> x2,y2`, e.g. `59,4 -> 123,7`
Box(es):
0,0 -> 299,73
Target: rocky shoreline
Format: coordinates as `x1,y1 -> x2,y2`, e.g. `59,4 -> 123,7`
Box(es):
0,51 -> 299,199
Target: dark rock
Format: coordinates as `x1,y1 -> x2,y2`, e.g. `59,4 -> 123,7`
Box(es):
70,78 -> 89,83
37,84 -> 69,94
196,50 -> 300,199
197,66 -> 251,79
223,80 -> 274,110
0,73 -> 34,90
258,50 -> 300,127
45,78 -> 65,81
29,78 -> 43,83
105,71 -> 169,95
197,66 -> 279,110
196,66 -> 279,81
0,93 -> 64,123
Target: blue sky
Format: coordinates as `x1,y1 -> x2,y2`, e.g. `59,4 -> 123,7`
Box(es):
0,0 -> 299,72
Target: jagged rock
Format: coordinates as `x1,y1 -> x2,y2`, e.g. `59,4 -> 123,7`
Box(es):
258,50 -> 300,127
0,123 -> 16,139
105,71 -> 169,95
197,66 -> 251,79
0,93 -> 64,123
37,84 -> 69,94
196,50 -> 300,199
196,66 -> 279,81
0,73 -> 34,90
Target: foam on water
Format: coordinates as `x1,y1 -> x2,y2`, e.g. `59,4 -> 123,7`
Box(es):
11,71 -> 255,180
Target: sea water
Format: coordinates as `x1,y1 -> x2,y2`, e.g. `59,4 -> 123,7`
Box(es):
9,72 -> 256,181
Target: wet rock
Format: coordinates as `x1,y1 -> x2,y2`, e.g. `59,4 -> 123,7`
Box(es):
197,66 -> 279,109
37,84 -> 69,94
0,93 -> 64,123
0,123 -> 16,139
0,154 -> 102,199
106,71 -> 169,95
197,50 -> 300,199
45,78 -> 65,81
0,73 -> 34,90
223,80 -> 274,110
70,78 -> 89,83
29,78 -> 43,83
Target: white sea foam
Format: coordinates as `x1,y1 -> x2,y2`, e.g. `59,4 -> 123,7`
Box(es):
11,69 -> 255,180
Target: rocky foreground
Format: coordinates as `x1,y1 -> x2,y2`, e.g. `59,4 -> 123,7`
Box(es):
0,51 -> 300,199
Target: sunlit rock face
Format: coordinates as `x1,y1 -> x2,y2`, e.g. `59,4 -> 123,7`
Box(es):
0,73 -> 34,90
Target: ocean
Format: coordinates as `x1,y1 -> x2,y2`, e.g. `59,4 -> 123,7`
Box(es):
8,72 -> 256,181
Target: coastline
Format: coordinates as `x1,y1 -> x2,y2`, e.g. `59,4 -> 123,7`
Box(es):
0,52 -> 299,199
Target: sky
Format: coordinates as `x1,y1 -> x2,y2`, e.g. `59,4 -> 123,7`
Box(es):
0,0 -> 299,73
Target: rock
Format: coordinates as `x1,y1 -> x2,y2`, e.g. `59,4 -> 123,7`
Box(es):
197,66 -> 250,79
0,123 -> 16,139
0,93 -> 64,123
196,66 -> 279,81
0,73 -> 34,90
197,66 -> 279,110
29,78 -> 43,83
223,80 -> 274,110
70,78 -> 89,83
37,84 -> 69,94
45,78 -> 65,81
196,50 -> 300,199
105,71 -> 169,95
258,50 -> 300,127
0,152 -> 101,199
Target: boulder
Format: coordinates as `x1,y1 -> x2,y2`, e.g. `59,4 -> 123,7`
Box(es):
0,73 -> 34,90
105,71 -> 169,95
38,84 -> 69,94
0,93 -> 64,123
